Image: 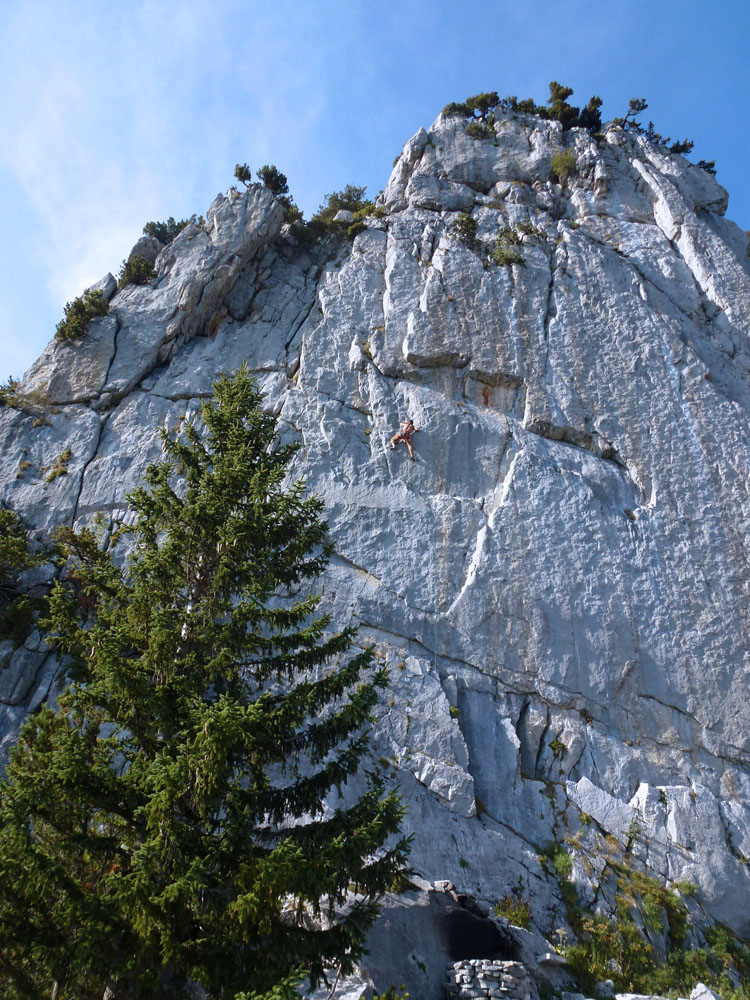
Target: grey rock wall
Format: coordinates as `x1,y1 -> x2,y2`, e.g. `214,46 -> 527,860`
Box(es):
3,108 -> 750,985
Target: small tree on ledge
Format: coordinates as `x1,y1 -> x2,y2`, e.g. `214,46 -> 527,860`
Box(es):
0,365 -> 409,1000
234,162 -> 252,186
256,164 -> 289,197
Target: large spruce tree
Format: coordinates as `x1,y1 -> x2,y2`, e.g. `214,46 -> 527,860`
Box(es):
0,366 -> 408,1000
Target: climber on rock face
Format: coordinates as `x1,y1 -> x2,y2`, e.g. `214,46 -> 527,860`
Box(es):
389,418 -> 418,460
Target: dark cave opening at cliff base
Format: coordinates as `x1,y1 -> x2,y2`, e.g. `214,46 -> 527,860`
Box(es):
439,902 -> 520,962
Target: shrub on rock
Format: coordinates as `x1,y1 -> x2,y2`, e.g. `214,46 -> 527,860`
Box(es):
118,254 -> 156,289
451,213 -> 479,250
256,164 -> 289,197
549,148 -> 578,185
54,288 -> 109,342
142,214 -> 203,245
234,162 -> 252,186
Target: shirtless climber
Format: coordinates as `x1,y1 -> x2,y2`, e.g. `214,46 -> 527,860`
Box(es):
389,418 -> 419,460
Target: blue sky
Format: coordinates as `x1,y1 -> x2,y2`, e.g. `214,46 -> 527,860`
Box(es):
1,0 -> 748,379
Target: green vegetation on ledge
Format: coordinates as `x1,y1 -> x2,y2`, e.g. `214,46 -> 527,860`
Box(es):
450,216 -> 529,268
441,84 -> 716,171
290,183 -> 385,244
0,377 -> 21,409
612,97 -> 695,154
235,162 -> 304,224
443,82 -> 603,135
54,288 -> 109,343
118,254 -> 156,289
450,212 -> 479,250
142,214 -> 204,245
491,226 -> 524,268
494,882 -> 532,929
549,148 -> 578,185
544,835 -> 750,1000
44,447 -> 72,482
0,378 -> 54,424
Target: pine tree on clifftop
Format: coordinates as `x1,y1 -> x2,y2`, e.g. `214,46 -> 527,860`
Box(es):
0,365 -> 409,1000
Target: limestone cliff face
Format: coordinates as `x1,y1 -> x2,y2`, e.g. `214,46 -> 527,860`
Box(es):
3,108 -> 750,987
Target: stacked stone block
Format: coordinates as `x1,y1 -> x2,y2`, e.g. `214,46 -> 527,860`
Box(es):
445,960 -> 533,1000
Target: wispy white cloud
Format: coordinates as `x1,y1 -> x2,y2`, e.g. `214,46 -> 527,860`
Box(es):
0,0 -> 333,357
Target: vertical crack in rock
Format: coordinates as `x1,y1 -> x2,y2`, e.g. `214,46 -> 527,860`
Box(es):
69,412 -> 106,527
532,706 -> 551,780
540,245 -> 560,397
99,312 -> 122,402
285,294 -> 321,354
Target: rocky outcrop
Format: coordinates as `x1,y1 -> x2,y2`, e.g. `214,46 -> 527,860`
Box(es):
22,185 -> 284,408
446,960 -> 534,1000
3,106 -> 750,993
